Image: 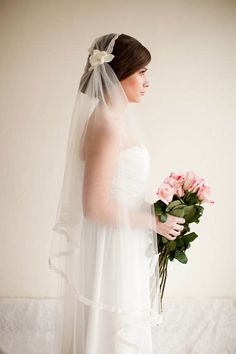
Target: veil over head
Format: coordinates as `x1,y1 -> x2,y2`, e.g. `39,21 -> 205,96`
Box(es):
49,33 -> 162,354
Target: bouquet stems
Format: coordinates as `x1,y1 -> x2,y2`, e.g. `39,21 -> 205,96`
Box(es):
153,170 -> 214,312
158,247 -> 169,312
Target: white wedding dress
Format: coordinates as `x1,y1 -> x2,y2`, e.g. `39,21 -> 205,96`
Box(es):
71,143 -> 159,354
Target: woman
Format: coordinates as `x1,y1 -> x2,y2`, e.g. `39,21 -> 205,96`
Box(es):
49,33 -> 185,354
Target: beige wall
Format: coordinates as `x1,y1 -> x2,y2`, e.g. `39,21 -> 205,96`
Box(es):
0,0 -> 235,298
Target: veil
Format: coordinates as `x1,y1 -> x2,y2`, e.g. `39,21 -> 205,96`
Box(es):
48,33 -> 162,354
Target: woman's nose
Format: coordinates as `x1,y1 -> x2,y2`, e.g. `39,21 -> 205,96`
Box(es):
144,80 -> 149,88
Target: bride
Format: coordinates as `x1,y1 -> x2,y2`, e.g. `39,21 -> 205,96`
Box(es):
49,33 -> 185,354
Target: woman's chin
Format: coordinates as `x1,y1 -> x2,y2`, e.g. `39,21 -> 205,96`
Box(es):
129,97 -> 142,103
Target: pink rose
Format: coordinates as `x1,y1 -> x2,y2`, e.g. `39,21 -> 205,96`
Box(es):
164,176 -> 175,187
183,171 -> 197,191
189,177 -> 205,193
197,183 -> 215,203
156,183 -> 175,205
175,185 -> 185,198
164,172 -> 185,198
165,172 -> 185,187
169,171 -> 185,182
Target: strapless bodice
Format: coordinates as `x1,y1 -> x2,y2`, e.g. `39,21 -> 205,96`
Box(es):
109,145 -> 150,208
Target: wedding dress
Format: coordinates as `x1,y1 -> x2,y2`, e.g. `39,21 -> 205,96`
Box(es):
49,33 -> 162,354
66,142 -> 160,354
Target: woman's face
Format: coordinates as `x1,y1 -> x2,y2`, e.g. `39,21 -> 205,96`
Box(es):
120,66 -> 150,103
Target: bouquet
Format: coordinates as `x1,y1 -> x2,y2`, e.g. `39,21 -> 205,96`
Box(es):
154,171 -> 214,311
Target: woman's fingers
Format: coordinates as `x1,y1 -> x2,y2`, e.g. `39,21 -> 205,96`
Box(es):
168,215 -> 185,224
169,229 -> 180,237
176,217 -> 185,224
164,233 -> 177,241
155,214 -> 186,240
174,223 -> 185,232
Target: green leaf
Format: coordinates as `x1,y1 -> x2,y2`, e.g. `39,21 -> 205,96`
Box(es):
190,205 -> 204,224
185,192 -> 200,205
168,251 -> 175,261
182,205 -> 196,222
159,213 -> 168,222
161,236 -> 168,244
169,208 -> 185,217
175,250 -> 188,264
154,208 -> 163,216
183,232 -> 198,243
184,224 -> 190,234
166,200 -> 182,212
176,238 -> 184,247
167,241 -> 176,251
154,200 -> 166,214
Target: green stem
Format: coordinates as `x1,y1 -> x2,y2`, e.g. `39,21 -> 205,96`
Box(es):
176,195 -> 185,204
160,263 -> 168,310
159,253 -> 169,312
159,255 -> 166,274
159,247 -> 168,276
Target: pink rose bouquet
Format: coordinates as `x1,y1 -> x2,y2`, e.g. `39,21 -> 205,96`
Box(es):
154,171 -> 214,311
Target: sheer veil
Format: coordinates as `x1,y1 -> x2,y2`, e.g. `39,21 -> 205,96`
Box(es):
48,33 -> 162,353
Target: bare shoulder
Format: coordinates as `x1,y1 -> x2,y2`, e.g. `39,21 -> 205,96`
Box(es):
79,111 -> 123,161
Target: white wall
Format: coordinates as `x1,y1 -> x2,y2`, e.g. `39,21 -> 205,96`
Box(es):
0,0 -> 235,298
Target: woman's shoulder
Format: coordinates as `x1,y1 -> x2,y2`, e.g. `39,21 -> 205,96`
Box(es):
79,110 -> 123,161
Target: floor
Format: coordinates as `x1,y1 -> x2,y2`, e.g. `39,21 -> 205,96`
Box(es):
0,297 -> 235,354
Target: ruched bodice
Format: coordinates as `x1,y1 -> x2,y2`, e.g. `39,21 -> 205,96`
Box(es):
109,144 -> 150,208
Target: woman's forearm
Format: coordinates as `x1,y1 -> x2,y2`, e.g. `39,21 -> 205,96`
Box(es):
84,199 -> 156,231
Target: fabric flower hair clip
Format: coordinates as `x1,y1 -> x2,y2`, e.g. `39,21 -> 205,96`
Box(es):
88,49 -> 114,71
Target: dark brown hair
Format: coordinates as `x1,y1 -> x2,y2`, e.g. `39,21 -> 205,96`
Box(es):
108,34 -> 151,81
79,33 -> 151,94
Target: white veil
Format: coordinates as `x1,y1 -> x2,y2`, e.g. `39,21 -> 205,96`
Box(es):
48,33 -> 162,354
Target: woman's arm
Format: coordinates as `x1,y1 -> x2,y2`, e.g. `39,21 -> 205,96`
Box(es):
82,118 -> 155,231
87,198 -> 155,230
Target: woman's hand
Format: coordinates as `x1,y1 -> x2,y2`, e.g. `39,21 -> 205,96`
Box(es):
155,214 -> 185,240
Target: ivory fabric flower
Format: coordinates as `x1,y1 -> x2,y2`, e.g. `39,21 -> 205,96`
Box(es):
88,49 -> 114,71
